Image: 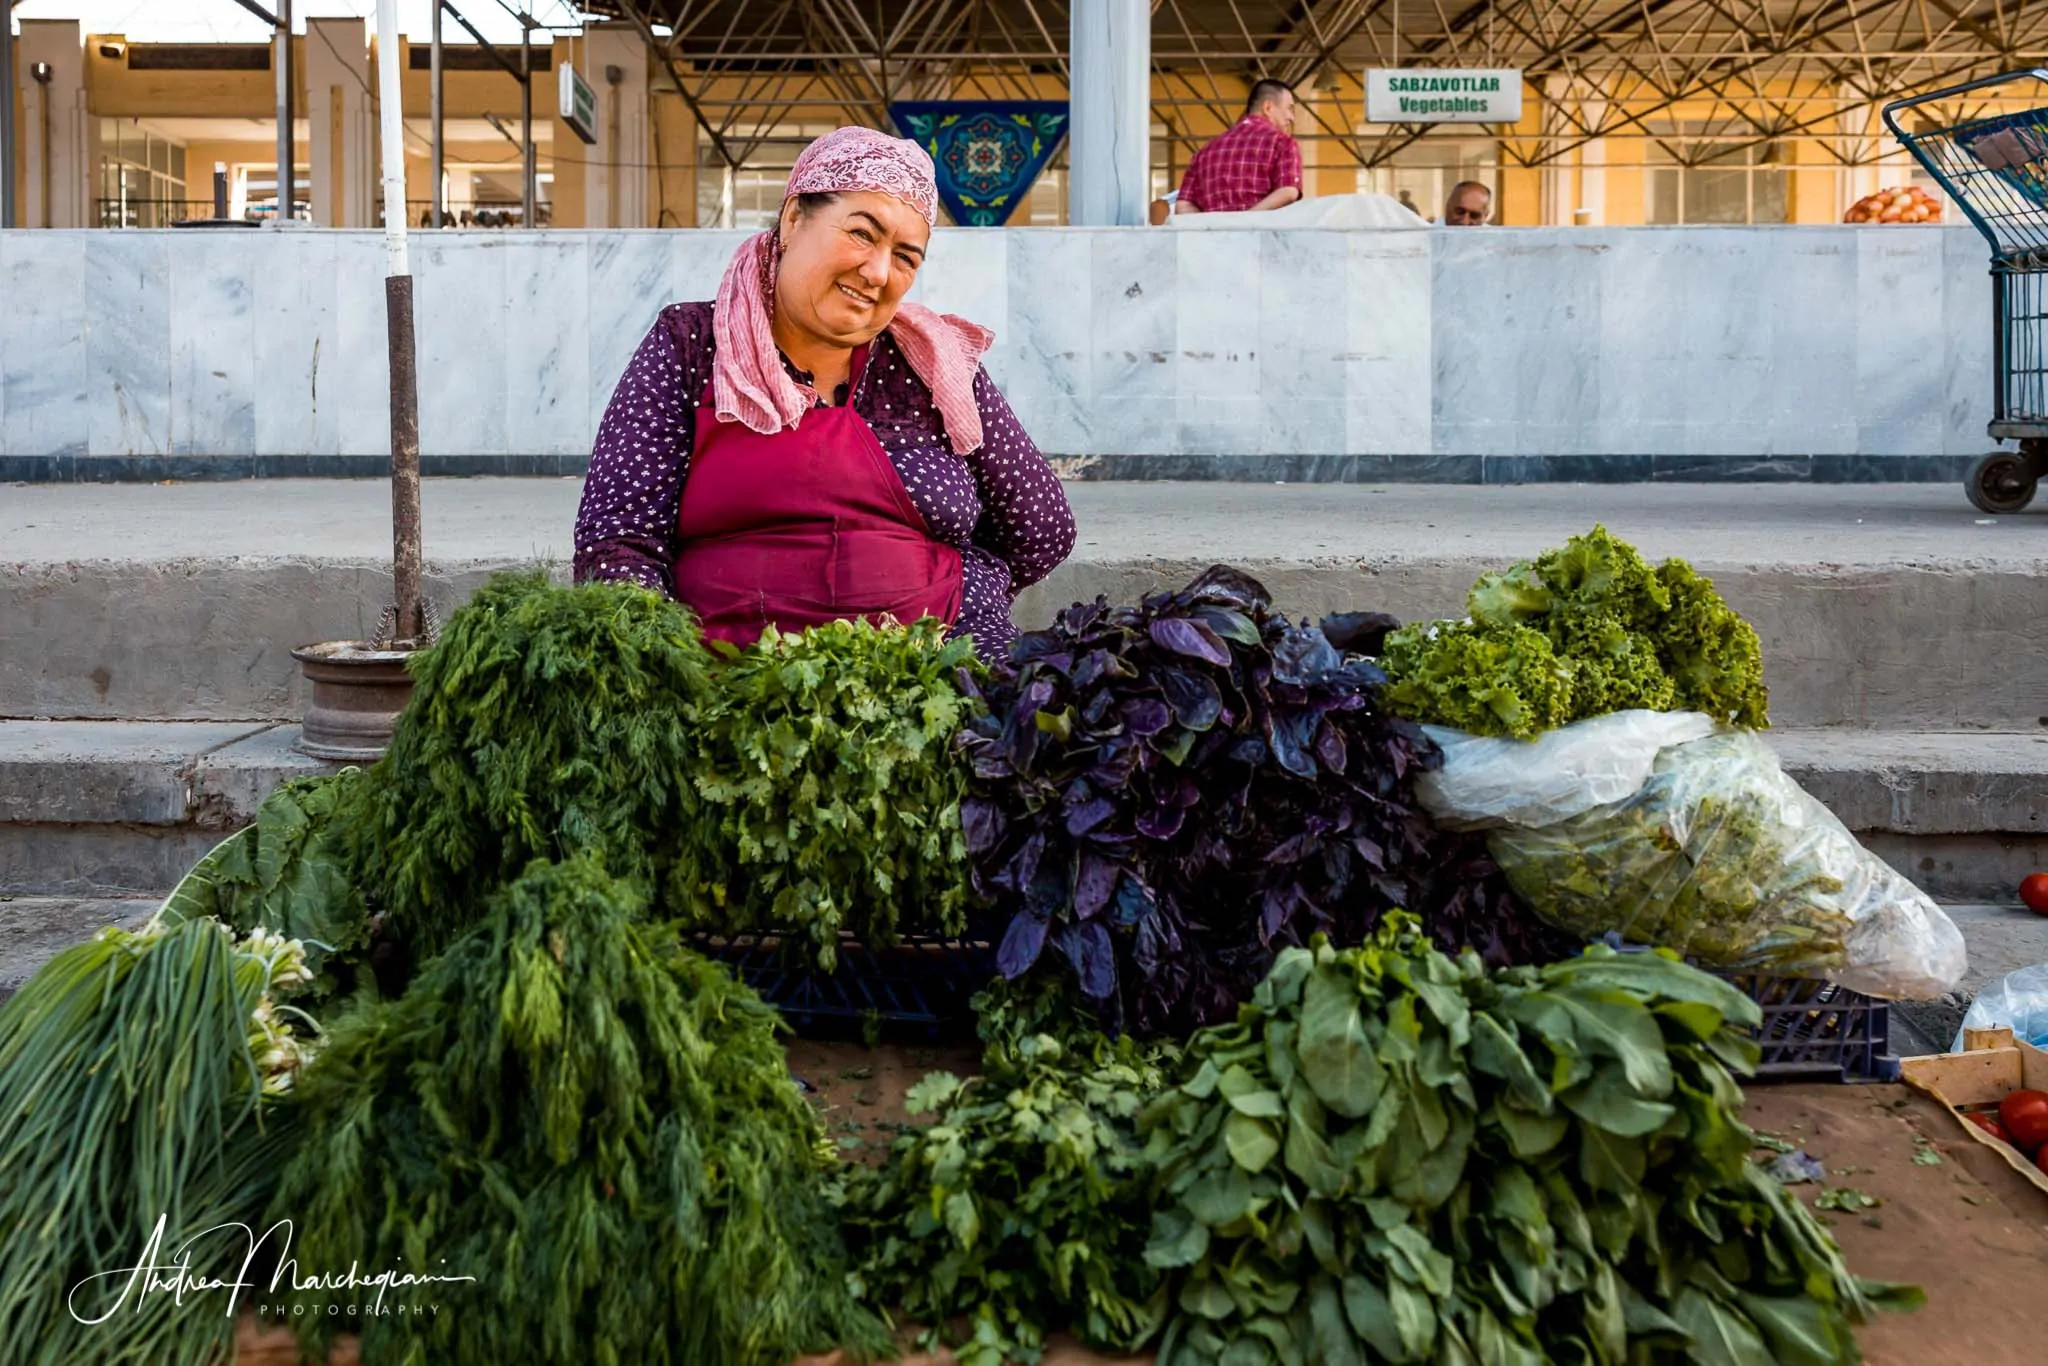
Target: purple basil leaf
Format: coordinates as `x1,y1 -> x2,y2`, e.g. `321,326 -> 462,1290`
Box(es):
997,911 -> 1049,978
1191,605 -> 1263,646
1184,564 -> 1273,609
1122,697 -> 1173,737
1075,853 -> 1121,920
1268,710 -> 1319,778
1315,721 -> 1348,775
1149,617 -> 1233,668
995,832 -> 1045,894
1271,627 -> 1343,685
1157,668 -> 1223,731
1065,797 -> 1117,837
1113,874 -> 1152,928
1058,921 -> 1118,1001
961,797 -> 1005,855
1318,610 -> 1401,656
1135,803 -> 1186,840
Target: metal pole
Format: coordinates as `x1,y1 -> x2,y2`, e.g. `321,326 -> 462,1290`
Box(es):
430,0 -> 443,225
520,18 -> 534,227
274,0 -> 294,220
374,0 -> 423,642
1,0 -> 15,229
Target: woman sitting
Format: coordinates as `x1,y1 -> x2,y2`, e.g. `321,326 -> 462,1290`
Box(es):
573,126 -> 1075,660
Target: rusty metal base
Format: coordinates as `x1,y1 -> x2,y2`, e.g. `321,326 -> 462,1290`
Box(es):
291,640 -> 418,761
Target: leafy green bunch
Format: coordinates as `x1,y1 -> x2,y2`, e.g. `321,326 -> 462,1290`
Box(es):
840,977 -> 1178,1366
346,571 -> 717,957
347,574 -> 983,965
1487,731 -> 1859,976
272,853 -> 885,1366
0,915 -> 312,1366
672,617 -> 982,967
157,768 -> 374,1009
1138,920 -> 1917,1365
1383,526 -> 1768,739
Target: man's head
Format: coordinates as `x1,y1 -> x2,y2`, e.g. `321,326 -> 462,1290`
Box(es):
1443,181 -> 1492,226
1246,79 -> 1297,133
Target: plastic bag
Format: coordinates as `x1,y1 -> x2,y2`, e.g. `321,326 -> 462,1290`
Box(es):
1417,710 -> 1718,830
1477,728 -> 1967,1000
1953,964 -> 2048,1051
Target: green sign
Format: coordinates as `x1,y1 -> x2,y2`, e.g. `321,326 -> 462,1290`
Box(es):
559,62 -> 598,146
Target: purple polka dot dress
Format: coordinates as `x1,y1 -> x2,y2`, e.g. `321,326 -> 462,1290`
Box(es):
573,302 -> 1076,660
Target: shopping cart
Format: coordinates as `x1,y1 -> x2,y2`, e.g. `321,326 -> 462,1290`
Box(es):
1885,72 -> 2048,512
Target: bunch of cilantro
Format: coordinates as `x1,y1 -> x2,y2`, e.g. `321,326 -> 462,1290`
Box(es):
1382,526 -> 1768,739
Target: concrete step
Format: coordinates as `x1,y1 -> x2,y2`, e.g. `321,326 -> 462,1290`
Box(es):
1,718 -> 2042,906
8,482 -> 2048,731
0,896 -> 155,1006
0,721 -> 337,895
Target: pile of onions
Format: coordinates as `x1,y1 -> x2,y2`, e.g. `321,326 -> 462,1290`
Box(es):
1845,185 -> 1942,224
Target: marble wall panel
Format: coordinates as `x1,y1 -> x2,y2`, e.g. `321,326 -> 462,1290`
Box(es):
1431,228 -> 1519,456
918,228 -> 1009,345
1761,230 -> 1858,455
1176,231 -> 1262,454
1854,227 -> 1945,457
1942,226 -> 1996,455
587,233 -> 673,437
84,233 -> 171,458
1345,233 -> 1431,457
503,235 -> 591,457
415,235 -> 509,456
1088,230 -> 1176,455
327,234 -> 393,459
672,230 -> 747,302
1680,231 -> 1772,457
0,225 -> 1989,469
1257,232 -> 1346,454
168,233 -> 256,458
2,234 -> 90,458
1001,230 -> 1092,458
248,231 -> 331,458
1594,231 -> 1691,456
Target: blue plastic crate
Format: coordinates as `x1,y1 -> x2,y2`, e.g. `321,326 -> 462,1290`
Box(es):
693,931 -> 997,1035
1721,972 -> 1899,1084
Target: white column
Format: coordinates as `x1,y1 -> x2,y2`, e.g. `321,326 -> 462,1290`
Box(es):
306,16 -> 371,226
583,24 -> 649,229
18,19 -> 87,228
1068,0 -> 1149,226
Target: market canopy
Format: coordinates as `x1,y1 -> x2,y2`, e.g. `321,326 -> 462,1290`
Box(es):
587,0 -> 2048,172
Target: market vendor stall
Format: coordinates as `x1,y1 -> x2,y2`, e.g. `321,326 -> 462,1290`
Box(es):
0,527 -> 1996,1365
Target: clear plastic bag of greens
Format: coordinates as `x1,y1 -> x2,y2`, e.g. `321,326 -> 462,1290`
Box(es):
1415,709 -> 1718,831
1485,730 -> 1967,1000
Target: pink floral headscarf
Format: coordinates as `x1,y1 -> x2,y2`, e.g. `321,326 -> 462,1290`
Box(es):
711,126 -> 993,456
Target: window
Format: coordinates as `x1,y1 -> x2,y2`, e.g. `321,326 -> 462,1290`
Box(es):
1644,122 -> 1789,224
1356,136 -> 1498,220
97,119 -> 190,226
697,124 -> 838,229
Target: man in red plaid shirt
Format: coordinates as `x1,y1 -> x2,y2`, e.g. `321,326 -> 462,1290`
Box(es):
1153,79 -> 1304,223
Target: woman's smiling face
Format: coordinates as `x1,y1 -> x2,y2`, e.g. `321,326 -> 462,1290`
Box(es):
773,190 -> 931,350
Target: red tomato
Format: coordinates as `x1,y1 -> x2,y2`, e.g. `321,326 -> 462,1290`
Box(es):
2021,872 -> 2048,916
1966,1112 -> 2011,1143
1999,1089 -> 2048,1152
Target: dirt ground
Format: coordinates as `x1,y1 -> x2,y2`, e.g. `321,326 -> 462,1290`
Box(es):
239,1054 -> 2048,1366
1744,1084 -> 2048,1366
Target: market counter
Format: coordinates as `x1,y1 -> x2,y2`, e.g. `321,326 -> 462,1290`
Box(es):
231,1049 -> 2048,1366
